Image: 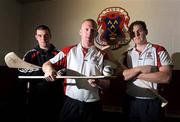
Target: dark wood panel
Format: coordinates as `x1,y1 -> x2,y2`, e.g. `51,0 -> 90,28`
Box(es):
0,66 -> 18,99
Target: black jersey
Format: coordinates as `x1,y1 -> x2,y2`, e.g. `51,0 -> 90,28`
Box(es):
19,44 -> 60,76
17,44 -> 64,121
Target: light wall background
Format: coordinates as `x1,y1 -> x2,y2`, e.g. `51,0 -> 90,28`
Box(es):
1,0 -> 180,69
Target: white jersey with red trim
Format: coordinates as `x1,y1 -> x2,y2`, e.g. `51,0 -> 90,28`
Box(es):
125,42 -> 173,98
50,43 -> 104,102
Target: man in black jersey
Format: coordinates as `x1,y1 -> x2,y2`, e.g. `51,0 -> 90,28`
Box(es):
18,25 -> 64,122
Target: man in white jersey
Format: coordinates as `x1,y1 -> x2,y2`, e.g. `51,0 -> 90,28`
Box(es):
42,19 -> 110,122
122,20 -> 173,122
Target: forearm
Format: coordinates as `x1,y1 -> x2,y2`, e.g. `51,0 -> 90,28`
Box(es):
42,61 -> 58,81
123,65 -> 157,81
123,67 -> 141,81
42,61 -> 57,75
138,65 -> 172,84
42,61 -> 52,71
137,71 -> 172,84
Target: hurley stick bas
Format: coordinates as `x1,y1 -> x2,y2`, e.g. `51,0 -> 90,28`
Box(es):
139,81 -> 168,107
5,52 -> 41,70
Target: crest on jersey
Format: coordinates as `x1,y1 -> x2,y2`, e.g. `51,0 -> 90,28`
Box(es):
95,7 -> 131,50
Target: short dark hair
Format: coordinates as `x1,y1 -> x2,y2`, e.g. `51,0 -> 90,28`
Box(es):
35,24 -> 51,37
81,19 -> 97,29
128,20 -> 148,39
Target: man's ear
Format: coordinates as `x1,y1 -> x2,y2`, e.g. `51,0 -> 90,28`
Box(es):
145,30 -> 148,35
79,29 -> 82,36
35,35 -> 38,40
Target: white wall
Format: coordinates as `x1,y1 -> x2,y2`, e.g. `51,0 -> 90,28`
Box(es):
0,0 -> 21,65
1,0 -> 180,69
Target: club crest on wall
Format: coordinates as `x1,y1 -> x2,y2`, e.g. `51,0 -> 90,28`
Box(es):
95,7 -> 131,50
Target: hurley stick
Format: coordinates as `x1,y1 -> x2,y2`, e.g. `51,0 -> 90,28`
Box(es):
18,75 -> 116,79
4,52 -> 41,70
146,88 -> 168,107
141,81 -> 168,107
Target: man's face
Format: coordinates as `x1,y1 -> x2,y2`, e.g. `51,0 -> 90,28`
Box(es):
80,21 -> 97,48
132,24 -> 147,44
35,29 -> 51,49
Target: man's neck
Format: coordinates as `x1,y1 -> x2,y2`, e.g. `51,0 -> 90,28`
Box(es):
135,42 -> 148,53
81,42 -> 92,49
40,44 -> 50,51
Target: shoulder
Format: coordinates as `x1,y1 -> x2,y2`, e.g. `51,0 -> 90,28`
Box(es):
23,48 -> 37,57
61,44 -> 77,54
122,47 -> 133,56
22,48 -> 39,61
50,44 -> 58,50
151,43 -> 167,52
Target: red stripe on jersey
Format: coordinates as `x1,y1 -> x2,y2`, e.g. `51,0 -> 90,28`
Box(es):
62,45 -> 77,55
55,44 -> 77,93
51,51 -> 59,56
31,51 -> 40,59
152,44 -> 166,68
62,45 -> 77,93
